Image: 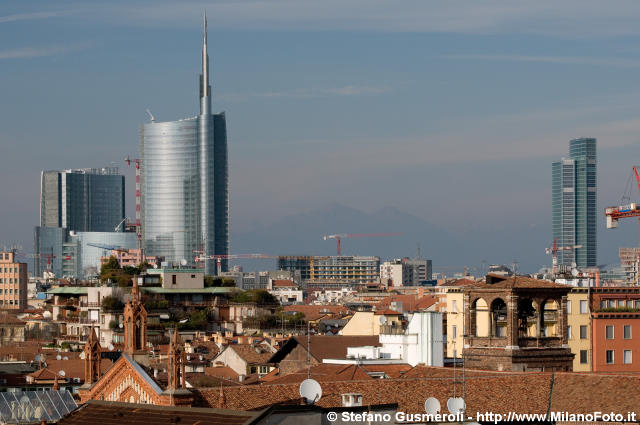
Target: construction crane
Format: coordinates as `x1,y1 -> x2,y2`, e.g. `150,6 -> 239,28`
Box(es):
605,165 -> 640,285
86,243 -> 129,253
322,232 -> 402,256
545,238 -> 582,275
195,253 -> 279,275
124,155 -> 144,263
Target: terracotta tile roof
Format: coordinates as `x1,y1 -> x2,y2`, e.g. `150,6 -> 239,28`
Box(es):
471,274 -> 570,289
43,358 -> 113,380
205,366 -> 240,381
264,363 -> 373,385
196,369 -> 640,416
228,344 -> 274,365
439,278 -> 476,287
27,367 -> 63,380
294,335 -> 381,362
196,372 -> 552,413
550,372 -> 640,414
375,294 -> 437,312
360,364 -> 412,378
374,309 -> 402,315
272,280 -> 296,288
282,305 -> 350,321
58,400 -> 265,425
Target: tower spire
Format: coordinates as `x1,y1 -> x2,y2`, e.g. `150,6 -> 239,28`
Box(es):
200,10 -> 211,114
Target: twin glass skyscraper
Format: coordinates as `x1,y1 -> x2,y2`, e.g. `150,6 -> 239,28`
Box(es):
552,138 -> 597,268
140,14 -> 228,275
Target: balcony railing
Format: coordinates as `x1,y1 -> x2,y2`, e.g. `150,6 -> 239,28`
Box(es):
379,324 -> 405,335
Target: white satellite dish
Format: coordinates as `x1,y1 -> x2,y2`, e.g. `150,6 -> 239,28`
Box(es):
20,395 -> 29,404
59,370 -> 66,377
425,397 -> 441,414
299,378 -> 322,404
447,397 -> 465,414
379,315 -> 387,325
108,343 -> 114,351
56,354 -> 62,360
180,259 -> 188,266
63,356 -> 68,361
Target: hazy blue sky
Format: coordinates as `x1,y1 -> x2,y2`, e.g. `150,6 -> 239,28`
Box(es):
2,1 -> 640,272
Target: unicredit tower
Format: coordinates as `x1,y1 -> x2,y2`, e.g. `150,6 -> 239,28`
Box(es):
140,13 -> 228,275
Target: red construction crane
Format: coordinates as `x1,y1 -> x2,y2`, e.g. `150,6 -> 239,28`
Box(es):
544,238 -> 581,274
605,166 -> 640,285
125,155 -> 144,262
322,232 -> 402,256
195,253 -> 279,275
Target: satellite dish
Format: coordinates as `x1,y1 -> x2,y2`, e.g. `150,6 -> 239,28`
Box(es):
63,356 -> 68,361
180,259 -> 188,266
425,397 -> 441,414
56,354 -> 62,360
299,378 -> 322,404
108,343 -> 114,351
379,315 -> 387,325
571,268 -> 579,277
447,397 -> 465,414
20,395 -> 29,404
59,370 -> 66,377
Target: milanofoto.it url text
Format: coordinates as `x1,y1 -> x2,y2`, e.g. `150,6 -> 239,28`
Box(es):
329,410 -> 638,423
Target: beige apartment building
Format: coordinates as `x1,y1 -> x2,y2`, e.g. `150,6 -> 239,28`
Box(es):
567,287 -> 591,371
0,251 -> 28,311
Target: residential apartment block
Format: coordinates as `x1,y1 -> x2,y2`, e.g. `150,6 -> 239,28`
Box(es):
567,287 -> 591,371
0,251 -> 27,311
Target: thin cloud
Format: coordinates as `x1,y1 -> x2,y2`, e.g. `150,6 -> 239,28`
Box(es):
81,0 -> 640,38
219,85 -> 389,102
0,42 -> 93,60
443,54 -> 640,68
0,10 -> 73,24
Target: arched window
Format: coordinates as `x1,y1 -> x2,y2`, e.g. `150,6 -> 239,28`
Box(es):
471,298 -> 489,337
517,298 -> 538,337
490,298 -> 507,337
541,299 -> 558,337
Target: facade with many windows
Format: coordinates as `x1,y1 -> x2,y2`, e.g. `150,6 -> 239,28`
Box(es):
552,138 -> 597,268
590,287 -> 640,372
567,288 -> 591,371
0,251 -> 27,311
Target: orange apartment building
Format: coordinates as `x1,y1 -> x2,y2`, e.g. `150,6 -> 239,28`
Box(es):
0,251 -> 28,311
591,287 -> 640,372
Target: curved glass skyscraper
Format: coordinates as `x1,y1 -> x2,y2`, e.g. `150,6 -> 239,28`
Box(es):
141,14 -> 228,274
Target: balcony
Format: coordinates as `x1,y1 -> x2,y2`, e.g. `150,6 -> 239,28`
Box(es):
379,324 -> 405,335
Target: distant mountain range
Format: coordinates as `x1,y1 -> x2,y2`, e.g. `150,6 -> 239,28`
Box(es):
231,203 -> 490,273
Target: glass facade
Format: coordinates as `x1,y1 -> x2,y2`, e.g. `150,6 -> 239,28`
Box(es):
141,118 -> 202,266
140,17 -> 228,274
34,226 -> 66,277
40,168 -> 125,232
552,138 -> 597,268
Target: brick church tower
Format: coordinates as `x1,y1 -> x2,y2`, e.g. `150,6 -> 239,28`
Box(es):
124,279 -> 148,360
463,274 -> 574,371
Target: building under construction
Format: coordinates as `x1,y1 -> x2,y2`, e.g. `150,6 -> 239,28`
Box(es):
277,256 -> 380,285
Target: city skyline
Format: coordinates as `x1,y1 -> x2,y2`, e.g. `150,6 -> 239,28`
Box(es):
2,2 -> 640,272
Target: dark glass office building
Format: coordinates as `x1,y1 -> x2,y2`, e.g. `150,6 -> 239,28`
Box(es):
140,15 -> 229,274
40,167 -> 125,232
552,138 -> 597,268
